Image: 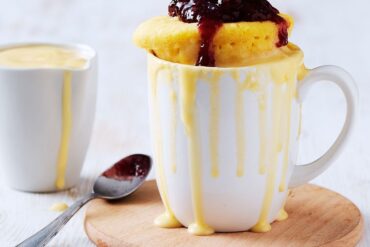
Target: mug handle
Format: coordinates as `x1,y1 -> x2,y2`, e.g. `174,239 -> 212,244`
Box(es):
289,65 -> 358,188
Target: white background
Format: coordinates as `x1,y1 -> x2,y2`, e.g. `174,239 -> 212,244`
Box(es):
0,0 -> 369,246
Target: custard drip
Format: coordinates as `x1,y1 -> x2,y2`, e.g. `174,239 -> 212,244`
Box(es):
149,64 -> 182,228
297,104 -> 303,140
279,82 -> 295,192
169,89 -> 178,173
252,83 -> 284,233
55,71 -> 73,189
252,58 -> 300,232
49,202 -> 69,212
149,46 -> 304,235
232,71 -> 247,177
179,68 -> 214,235
258,89 -> 268,175
276,208 -> 288,221
209,71 -> 222,178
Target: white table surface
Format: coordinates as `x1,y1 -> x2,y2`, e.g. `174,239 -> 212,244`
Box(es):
0,0 -> 369,246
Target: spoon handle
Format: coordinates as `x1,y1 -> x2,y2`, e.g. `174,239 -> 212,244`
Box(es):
16,193 -> 96,247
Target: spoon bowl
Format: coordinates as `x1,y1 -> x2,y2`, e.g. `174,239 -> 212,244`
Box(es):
94,154 -> 151,199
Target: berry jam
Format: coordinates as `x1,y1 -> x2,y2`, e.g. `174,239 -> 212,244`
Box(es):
168,0 -> 289,67
102,154 -> 151,181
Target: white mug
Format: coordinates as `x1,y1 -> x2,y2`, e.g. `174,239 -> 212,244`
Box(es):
147,45 -> 357,234
0,43 -> 97,192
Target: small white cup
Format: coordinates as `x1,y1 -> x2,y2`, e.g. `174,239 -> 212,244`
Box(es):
0,43 -> 97,192
147,46 -> 358,234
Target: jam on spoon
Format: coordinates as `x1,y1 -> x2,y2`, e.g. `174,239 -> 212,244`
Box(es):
169,0 -> 289,67
102,154 -> 151,181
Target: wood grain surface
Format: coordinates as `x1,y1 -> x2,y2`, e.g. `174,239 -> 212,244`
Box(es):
84,180 -> 363,247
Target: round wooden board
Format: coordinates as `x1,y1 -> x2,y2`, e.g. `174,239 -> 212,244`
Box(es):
84,180 -> 363,247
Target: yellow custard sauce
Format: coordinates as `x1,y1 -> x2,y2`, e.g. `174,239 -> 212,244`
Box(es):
148,43 -> 306,235
49,202 -> 69,212
0,45 -> 88,190
0,45 -> 87,69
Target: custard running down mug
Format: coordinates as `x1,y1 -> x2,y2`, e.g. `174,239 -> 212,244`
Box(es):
0,43 -> 97,192
147,44 -> 357,235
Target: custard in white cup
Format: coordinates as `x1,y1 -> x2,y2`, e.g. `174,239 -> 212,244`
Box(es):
0,43 -> 97,192
147,44 -> 357,235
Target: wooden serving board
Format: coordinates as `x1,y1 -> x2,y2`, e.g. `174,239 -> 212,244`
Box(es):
84,180 -> 363,247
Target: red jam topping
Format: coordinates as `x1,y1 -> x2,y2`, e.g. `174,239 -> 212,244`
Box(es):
168,0 -> 289,67
102,154 -> 151,181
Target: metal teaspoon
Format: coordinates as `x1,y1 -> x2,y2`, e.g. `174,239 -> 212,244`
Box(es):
17,154 -> 152,247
